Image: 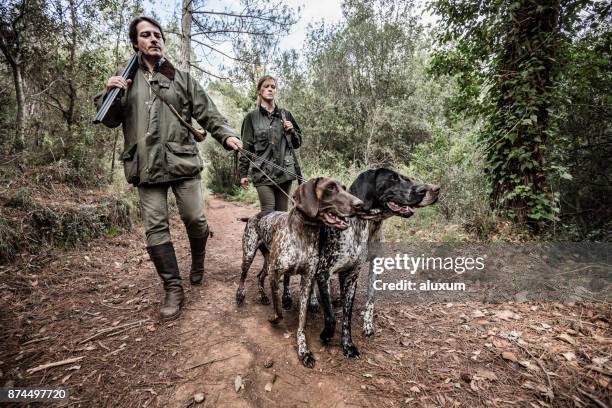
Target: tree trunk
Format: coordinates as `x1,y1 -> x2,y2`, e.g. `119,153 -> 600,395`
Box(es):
12,59 -> 26,152
66,0 -> 78,128
489,0 -> 561,227
180,0 -> 193,72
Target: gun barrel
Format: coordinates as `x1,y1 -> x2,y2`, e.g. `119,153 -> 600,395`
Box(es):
93,54 -> 139,124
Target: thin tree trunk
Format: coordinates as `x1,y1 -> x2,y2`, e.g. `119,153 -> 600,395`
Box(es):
66,0 -> 78,128
180,0 -> 193,72
109,0 -> 128,181
12,59 -> 26,152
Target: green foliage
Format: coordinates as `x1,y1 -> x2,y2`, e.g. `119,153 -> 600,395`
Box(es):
276,0 -> 448,168
429,0 -> 591,229
429,0 -> 611,236
549,15 -> 612,240
0,216 -> 20,262
405,124 -> 488,224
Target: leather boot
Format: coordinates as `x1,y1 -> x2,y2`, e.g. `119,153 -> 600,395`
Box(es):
188,227 -> 209,285
147,242 -> 184,321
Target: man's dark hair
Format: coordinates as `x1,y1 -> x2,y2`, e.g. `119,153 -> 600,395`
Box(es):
128,16 -> 165,51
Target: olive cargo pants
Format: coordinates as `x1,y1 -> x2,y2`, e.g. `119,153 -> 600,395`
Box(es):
138,178 -> 208,247
256,180 -> 292,212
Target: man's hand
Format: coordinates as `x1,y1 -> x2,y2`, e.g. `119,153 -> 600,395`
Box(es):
225,136 -> 243,151
283,120 -> 294,131
106,76 -> 132,93
240,177 -> 249,190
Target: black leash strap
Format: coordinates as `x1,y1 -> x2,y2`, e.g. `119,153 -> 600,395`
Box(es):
280,108 -> 304,185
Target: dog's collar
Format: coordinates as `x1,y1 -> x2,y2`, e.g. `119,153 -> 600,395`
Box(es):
289,208 -> 320,227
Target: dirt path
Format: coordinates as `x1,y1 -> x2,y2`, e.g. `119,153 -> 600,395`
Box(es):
167,197 -> 364,408
2,195 -> 610,407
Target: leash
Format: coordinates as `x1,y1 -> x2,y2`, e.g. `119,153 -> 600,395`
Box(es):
238,147 -> 307,183
237,147 -> 297,205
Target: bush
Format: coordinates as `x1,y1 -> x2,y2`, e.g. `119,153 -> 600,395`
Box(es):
404,124 -> 489,226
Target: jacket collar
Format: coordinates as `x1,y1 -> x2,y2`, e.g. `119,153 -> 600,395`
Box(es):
137,52 -> 176,80
259,104 -> 280,117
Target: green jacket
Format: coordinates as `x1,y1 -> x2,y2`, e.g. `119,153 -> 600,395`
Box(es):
238,105 -> 302,187
95,55 -> 237,186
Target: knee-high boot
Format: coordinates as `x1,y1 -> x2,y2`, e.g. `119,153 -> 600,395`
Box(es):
188,226 -> 209,285
147,242 -> 184,320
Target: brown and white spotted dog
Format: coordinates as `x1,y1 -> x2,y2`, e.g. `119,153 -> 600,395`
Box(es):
235,177 -> 364,367
315,168 -> 440,358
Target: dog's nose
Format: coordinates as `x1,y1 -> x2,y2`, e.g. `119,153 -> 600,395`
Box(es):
431,185 -> 441,193
353,199 -> 364,209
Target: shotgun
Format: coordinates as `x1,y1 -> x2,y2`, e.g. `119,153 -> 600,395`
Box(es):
93,54 -> 138,124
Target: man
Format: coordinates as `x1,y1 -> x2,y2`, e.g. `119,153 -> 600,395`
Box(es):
95,16 -> 242,321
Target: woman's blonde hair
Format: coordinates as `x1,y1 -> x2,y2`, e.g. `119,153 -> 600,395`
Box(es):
256,75 -> 278,106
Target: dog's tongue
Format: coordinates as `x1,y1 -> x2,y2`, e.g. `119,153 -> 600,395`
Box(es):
388,201 -> 415,214
323,212 -> 348,229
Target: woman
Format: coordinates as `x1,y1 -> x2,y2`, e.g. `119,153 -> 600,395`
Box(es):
238,75 -> 303,211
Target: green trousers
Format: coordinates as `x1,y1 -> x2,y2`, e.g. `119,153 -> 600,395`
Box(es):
138,178 -> 208,247
256,180 -> 293,212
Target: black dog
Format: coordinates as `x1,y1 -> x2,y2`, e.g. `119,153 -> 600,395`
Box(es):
316,168 -> 439,358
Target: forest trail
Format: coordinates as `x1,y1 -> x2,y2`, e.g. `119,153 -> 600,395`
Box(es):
164,197 -> 365,407
2,195 -> 610,407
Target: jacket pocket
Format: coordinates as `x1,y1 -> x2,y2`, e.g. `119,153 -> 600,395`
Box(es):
254,130 -> 269,153
165,142 -> 203,177
121,143 -> 139,185
283,153 -> 295,166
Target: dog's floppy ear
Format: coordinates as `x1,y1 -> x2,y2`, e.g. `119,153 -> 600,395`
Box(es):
349,170 -> 376,211
293,177 -> 320,218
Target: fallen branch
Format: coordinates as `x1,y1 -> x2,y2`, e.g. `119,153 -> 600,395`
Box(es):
22,336 -> 51,346
186,354 -> 240,371
27,356 -> 84,375
585,365 -> 612,377
577,388 -> 608,408
500,334 -> 554,401
78,319 -> 150,344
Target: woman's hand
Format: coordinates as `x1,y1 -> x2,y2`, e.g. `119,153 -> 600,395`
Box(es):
283,120 -> 294,131
240,177 -> 249,190
225,137 -> 243,150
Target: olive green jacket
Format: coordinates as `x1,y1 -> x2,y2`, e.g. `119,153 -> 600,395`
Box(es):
95,55 -> 237,186
238,105 -> 302,187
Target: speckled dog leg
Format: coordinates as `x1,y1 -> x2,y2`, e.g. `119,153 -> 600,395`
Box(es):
362,263 -> 377,337
341,270 -> 360,358
268,266 -> 283,324
296,266 -> 317,368
317,269 -> 335,344
257,255 -> 270,305
236,221 -> 260,305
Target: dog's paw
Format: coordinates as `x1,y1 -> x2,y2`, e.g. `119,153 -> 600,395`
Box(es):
362,324 -> 376,337
282,295 -> 292,310
259,294 -> 270,305
307,301 -> 320,314
268,314 -> 282,324
301,352 -> 316,368
235,289 -> 245,305
342,344 -> 360,359
320,326 -> 335,344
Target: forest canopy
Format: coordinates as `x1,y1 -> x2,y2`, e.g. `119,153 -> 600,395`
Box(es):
1,0 -> 610,240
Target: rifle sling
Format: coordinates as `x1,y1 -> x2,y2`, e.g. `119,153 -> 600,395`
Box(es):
143,71 -> 207,142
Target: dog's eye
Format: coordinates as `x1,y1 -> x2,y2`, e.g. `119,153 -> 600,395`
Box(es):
326,184 -> 337,191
